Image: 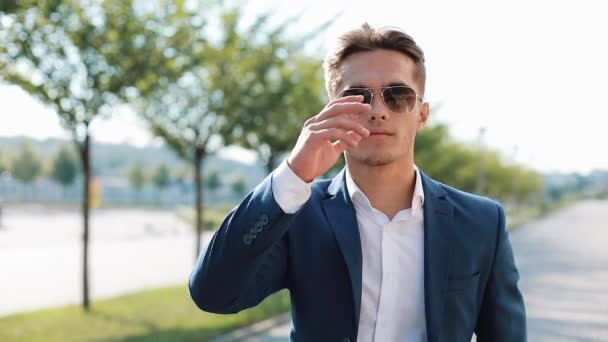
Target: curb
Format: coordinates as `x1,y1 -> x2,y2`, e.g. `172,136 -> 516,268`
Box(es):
210,313 -> 291,341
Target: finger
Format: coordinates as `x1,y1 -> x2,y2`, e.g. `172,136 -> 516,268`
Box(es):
333,131 -> 363,151
325,94 -> 366,108
312,102 -> 371,123
333,139 -> 357,153
333,140 -> 350,153
306,95 -> 369,125
312,128 -> 363,146
341,130 -> 364,146
309,117 -> 370,137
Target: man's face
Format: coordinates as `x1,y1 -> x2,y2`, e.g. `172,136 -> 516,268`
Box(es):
334,49 -> 429,167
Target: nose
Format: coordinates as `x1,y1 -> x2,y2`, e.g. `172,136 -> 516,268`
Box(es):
366,91 -> 390,122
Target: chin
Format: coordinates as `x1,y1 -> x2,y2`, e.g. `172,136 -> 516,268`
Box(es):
346,150 -> 396,166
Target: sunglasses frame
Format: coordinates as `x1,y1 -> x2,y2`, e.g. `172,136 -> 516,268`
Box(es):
338,86 -> 424,114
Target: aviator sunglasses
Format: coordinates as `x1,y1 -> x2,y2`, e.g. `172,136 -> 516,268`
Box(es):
339,85 -> 423,114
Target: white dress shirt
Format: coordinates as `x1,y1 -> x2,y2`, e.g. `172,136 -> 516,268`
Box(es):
272,161 -> 427,341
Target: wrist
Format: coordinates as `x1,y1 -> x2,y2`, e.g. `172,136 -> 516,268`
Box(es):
286,158 -> 313,183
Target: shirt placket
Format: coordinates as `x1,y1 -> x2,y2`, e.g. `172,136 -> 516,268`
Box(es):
373,214 -> 393,341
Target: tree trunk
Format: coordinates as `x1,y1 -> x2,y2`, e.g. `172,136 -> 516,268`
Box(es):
194,148 -> 205,261
79,132 -> 91,311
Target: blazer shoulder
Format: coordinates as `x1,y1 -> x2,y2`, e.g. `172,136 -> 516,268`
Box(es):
434,179 -> 503,214
435,181 -> 502,210
430,180 -> 506,246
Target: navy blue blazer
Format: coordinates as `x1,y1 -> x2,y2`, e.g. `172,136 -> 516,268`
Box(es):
189,168 -> 526,342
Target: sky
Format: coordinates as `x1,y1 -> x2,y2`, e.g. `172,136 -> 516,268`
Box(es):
1,0 -> 607,173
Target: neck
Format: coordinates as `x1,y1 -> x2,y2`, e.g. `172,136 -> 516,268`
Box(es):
346,156 -> 416,220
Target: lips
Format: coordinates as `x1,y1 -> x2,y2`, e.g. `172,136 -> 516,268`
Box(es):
368,128 -> 394,136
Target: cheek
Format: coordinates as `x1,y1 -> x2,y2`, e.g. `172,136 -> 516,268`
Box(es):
398,118 -> 419,139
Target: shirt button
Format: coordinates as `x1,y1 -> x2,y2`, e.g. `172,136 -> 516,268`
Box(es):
342,338 -> 350,342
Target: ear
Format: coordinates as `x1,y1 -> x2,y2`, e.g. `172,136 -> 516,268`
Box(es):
416,102 -> 430,131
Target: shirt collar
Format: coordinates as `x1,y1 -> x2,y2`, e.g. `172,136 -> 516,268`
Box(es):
345,165 -> 425,216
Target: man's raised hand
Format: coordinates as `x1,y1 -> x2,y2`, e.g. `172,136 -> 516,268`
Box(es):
286,95 -> 370,182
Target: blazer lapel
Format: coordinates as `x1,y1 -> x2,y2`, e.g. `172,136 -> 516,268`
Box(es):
321,169 -> 363,328
420,170 -> 454,342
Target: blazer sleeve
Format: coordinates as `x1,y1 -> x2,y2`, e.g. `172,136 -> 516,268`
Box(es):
188,173 -> 298,314
475,203 -> 527,341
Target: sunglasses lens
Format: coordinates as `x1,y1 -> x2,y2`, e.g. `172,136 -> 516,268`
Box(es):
340,89 -> 372,105
383,86 -> 417,113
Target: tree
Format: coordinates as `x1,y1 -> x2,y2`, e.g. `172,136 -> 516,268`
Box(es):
138,6 -> 324,259
152,162 -> 171,191
151,162 -> 171,205
415,122 -> 478,191
415,120 -> 542,203
230,175 -> 247,197
0,148 -> 7,174
11,142 -> 42,184
205,168 -> 221,193
216,10 -> 333,175
51,145 -> 79,194
128,159 -> 146,202
228,56 -> 328,175
0,1 -> 196,310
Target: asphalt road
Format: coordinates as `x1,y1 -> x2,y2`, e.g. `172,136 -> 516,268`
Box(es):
0,205 -> 212,316
512,200 -> 608,341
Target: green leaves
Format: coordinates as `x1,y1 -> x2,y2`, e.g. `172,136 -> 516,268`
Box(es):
128,159 -> 146,190
0,1 -> 18,14
0,0 -> 197,144
230,175 -> 247,197
0,148 -> 7,174
205,168 -> 221,192
415,122 -> 542,202
10,142 -> 42,184
152,162 -> 171,190
51,144 -> 79,187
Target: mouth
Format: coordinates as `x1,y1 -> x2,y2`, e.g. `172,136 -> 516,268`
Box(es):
367,129 -> 394,136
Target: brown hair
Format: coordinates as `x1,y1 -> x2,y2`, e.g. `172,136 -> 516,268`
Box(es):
324,23 -> 426,97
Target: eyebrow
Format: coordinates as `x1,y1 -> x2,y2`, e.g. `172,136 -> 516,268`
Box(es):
347,81 -> 412,89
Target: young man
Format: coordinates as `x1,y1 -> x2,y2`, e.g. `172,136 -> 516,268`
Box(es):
189,24 -> 526,342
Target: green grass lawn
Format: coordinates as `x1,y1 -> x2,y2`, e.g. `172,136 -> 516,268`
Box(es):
0,286 -> 290,342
